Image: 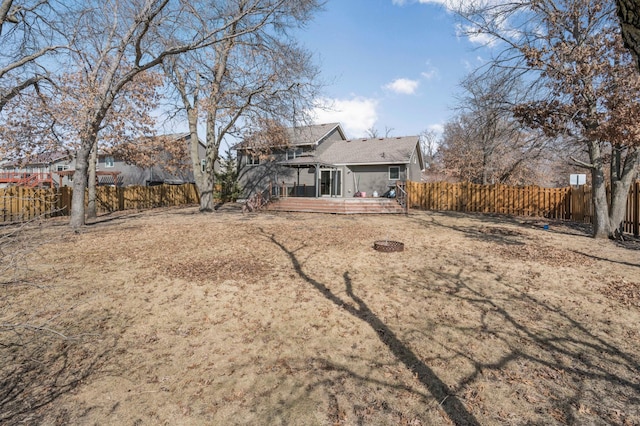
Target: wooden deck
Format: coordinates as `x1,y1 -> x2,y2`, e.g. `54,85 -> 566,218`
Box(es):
0,172 -> 54,187
265,197 -> 405,214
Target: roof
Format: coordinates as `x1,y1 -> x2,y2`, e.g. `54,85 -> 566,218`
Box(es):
234,122 -> 346,150
277,153 -> 336,168
315,136 -> 420,165
99,132 -> 205,156
285,123 -> 345,147
1,151 -> 72,168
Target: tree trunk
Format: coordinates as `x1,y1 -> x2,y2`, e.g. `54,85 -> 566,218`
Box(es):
69,143 -> 92,229
616,0 -> 640,70
183,100 -> 215,213
198,172 -> 215,212
587,140 -> 611,238
87,141 -> 98,219
608,146 -> 639,238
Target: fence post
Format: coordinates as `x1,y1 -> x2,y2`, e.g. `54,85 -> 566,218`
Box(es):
632,181 -> 640,238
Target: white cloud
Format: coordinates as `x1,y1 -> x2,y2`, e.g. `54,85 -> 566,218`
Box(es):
455,23 -> 499,47
427,123 -> 444,136
394,0 -> 515,47
310,97 -> 379,138
421,61 -> 439,80
392,0 -> 457,9
383,78 -> 420,95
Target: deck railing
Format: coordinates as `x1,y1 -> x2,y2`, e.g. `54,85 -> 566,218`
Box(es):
395,181 -> 408,213
269,182 -> 317,198
0,171 -> 55,187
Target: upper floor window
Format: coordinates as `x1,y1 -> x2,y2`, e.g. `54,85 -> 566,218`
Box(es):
389,166 -> 400,180
247,154 -> 260,165
56,165 -> 70,172
286,148 -> 303,161
104,156 -> 115,168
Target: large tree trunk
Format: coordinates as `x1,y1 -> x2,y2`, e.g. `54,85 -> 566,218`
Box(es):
616,0 -> 640,70
608,146 -> 639,238
587,140 -> 611,238
184,101 -> 215,213
590,168 -> 610,239
87,141 -> 98,219
69,142 -> 92,229
198,170 -> 216,212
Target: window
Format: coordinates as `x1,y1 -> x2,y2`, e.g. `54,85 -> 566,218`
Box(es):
389,166 -> 401,180
247,154 -> 260,165
286,148 -> 303,160
104,156 -> 115,168
56,165 -> 70,172
201,159 -> 206,173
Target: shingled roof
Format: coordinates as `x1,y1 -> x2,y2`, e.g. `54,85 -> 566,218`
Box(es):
285,122 -> 345,147
234,122 -> 346,150
315,136 -> 420,166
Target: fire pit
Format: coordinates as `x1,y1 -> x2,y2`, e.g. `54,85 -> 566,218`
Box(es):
373,240 -> 404,252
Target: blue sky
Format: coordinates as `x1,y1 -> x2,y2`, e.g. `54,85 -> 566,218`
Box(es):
298,0 -> 489,139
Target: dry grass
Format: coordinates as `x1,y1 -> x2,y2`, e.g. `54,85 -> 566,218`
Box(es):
2,205 -> 640,425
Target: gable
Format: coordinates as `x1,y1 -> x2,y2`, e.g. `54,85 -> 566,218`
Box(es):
286,122 -> 346,147
234,122 -> 346,151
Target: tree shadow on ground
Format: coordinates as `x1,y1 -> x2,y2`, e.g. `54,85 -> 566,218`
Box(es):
0,313 -> 118,424
262,219 -> 640,424
411,211 -> 530,246
572,250 -> 640,268
408,265 -> 640,424
414,210 -> 596,241
263,229 -> 481,426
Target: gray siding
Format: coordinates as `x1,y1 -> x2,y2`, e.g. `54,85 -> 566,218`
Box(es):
235,124 -> 423,198
346,165 -> 406,197
407,150 -> 423,182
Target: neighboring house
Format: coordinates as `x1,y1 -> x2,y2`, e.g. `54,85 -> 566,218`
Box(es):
0,152 -> 74,188
95,133 -> 210,186
97,133 -> 206,186
0,133 -> 209,188
235,122 -> 424,198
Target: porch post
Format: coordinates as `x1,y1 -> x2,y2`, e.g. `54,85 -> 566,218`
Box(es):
315,163 -> 319,198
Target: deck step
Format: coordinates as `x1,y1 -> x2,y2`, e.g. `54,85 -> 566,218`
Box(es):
266,198 -> 405,214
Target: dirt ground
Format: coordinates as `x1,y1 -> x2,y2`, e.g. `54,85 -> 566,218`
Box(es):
1,205 -> 640,425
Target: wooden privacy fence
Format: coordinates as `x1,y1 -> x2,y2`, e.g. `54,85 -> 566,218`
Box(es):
1,184 -> 200,223
407,181 -> 571,218
0,186 -> 61,223
406,181 -> 640,237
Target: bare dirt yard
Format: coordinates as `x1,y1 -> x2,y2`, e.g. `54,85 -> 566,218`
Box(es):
2,205 -> 640,425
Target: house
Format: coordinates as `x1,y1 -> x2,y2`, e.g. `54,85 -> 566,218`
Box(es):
93,133 -> 209,186
235,123 -> 424,198
0,152 -> 74,188
1,133 -> 209,188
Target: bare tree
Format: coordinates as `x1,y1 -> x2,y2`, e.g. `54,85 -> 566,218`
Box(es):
56,0 -> 278,228
365,126 -> 394,138
458,0 -> 640,238
0,0 -> 65,113
364,127 -> 379,138
419,129 -> 438,170
164,0 -> 323,212
438,67 -> 552,185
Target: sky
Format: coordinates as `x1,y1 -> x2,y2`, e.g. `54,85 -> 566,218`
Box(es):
297,0 -> 490,139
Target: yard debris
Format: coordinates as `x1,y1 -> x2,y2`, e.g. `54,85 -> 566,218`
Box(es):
601,278 -> 640,308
